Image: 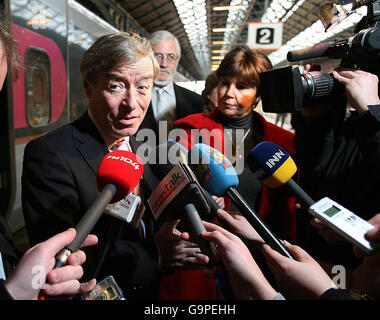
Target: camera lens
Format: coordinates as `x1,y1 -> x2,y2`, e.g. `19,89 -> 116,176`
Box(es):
301,71 -> 337,98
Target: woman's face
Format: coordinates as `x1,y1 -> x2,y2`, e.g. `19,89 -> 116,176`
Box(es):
217,75 -> 259,119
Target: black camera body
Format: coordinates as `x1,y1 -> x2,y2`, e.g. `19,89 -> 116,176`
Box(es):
261,0 -> 380,113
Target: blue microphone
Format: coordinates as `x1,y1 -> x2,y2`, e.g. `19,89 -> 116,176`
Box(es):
189,143 -> 294,259
247,141 -> 315,208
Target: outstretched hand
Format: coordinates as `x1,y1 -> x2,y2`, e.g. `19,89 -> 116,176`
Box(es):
154,219 -> 208,270
5,228 -> 98,300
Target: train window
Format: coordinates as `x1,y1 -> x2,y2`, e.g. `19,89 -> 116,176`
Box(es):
24,48 -> 51,128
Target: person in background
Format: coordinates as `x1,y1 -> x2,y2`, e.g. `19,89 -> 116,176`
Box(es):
202,71 -> 219,113
138,30 -> 204,137
0,8 -> 97,300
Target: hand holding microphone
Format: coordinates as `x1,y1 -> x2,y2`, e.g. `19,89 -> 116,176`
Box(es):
248,141 -> 380,253
54,150 -> 144,268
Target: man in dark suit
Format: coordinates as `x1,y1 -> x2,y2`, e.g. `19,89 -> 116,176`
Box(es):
22,32 -> 208,300
138,30 -> 203,141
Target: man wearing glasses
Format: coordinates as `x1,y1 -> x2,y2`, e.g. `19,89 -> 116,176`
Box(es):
139,30 -> 203,137
138,30 -> 215,300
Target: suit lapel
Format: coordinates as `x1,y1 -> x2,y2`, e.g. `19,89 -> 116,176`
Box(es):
173,83 -> 186,119
72,112 -> 108,174
141,102 -> 158,133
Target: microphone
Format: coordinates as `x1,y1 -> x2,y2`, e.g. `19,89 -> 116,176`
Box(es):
247,141 -> 315,208
287,41 -> 333,62
188,143 -> 294,259
54,150 -> 144,268
147,141 -> 220,265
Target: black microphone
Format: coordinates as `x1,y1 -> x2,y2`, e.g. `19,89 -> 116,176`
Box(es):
287,41 -> 333,62
54,150 -> 144,268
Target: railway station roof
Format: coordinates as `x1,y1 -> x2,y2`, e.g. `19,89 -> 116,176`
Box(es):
77,0 -> 367,80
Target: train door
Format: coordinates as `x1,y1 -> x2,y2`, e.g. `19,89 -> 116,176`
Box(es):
4,0 -> 118,250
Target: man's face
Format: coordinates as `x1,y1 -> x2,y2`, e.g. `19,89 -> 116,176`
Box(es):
0,43 -> 8,91
152,38 -> 179,85
85,56 -> 154,140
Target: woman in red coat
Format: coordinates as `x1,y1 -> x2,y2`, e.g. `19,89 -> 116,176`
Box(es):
175,45 -> 297,243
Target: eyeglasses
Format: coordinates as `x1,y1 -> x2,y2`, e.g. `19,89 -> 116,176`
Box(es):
154,53 -> 178,63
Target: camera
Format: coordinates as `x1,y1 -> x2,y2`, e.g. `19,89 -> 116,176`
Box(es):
260,0 -> 380,113
260,66 -> 343,113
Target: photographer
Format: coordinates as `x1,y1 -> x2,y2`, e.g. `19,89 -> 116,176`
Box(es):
292,64 -> 380,269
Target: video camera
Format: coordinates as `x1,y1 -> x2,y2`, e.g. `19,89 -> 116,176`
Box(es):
260,0 -> 380,113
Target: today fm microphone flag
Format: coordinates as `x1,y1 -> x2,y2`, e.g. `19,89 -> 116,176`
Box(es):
247,141 -> 315,208
188,143 -> 294,259
54,150 -> 144,268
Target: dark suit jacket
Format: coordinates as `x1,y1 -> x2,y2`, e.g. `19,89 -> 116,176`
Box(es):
0,215 -> 20,279
138,83 -> 204,137
22,112 -> 160,299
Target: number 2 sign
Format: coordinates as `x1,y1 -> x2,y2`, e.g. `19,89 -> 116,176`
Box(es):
247,22 -> 283,50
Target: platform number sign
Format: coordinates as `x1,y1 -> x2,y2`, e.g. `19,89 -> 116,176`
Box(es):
247,22 -> 283,50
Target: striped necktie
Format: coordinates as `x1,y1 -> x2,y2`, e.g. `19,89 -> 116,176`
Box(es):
110,138 -> 129,152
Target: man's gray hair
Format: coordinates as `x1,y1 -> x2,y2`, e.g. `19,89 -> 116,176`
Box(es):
80,31 -> 160,83
149,30 -> 181,58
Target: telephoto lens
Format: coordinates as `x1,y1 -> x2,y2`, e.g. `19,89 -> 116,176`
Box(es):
301,71 -> 341,99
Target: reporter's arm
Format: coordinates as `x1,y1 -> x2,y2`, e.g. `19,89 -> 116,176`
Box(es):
332,69 -> 380,113
262,241 -> 337,300
201,221 -> 277,300
215,209 -> 264,251
4,228 -> 97,300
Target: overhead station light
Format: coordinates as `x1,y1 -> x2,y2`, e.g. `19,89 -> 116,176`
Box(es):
211,56 -> 225,60
212,40 -> 231,45
212,5 -> 245,11
220,0 -> 252,52
212,49 -> 228,53
212,27 -> 236,32
26,18 -> 52,26
173,0 -> 210,76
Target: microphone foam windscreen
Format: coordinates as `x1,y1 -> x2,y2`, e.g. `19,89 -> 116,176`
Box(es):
247,141 -> 297,188
97,150 -> 144,203
188,143 -> 238,196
